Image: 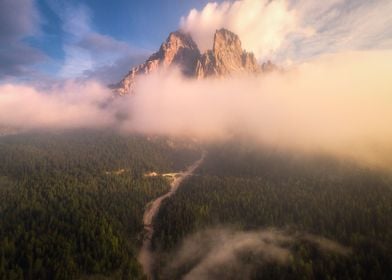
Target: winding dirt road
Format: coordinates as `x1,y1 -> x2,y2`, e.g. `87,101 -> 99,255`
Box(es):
138,152 -> 205,279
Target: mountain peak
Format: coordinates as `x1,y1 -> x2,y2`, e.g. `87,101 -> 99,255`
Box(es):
113,29 -> 271,95
152,31 -> 200,66
151,30 -> 200,73
213,28 -> 242,54
112,30 -> 200,95
167,31 -> 197,47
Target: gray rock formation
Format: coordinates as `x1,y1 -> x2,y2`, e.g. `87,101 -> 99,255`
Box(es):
113,28 -> 271,95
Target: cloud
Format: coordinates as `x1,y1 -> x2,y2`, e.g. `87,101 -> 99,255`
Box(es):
122,50 -> 392,169
166,228 -> 350,280
281,0 -> 392,62
77,33 -> 131,54
0,43 -> 46,78
0,81 -> 114,130
302,233 -> 351,256
0,0 -> 39,41
1,51 -> 391,170
180,0 -> 306,61
53,3 -> 149,82
82,53 -> 148,85
75,32 -> 149,84
0,0 -> 149,83
180,0 -> 392,63
0,0 -> 46,79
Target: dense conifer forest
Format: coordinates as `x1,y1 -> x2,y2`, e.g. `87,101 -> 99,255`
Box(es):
1,134 -> 391,279
153,142 -> 392,279
0,130 -> 199,280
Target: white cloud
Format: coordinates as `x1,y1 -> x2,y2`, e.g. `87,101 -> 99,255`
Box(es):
0,81 -> 114,130
1,51 -> 392,169
180,0 -> 307,61
168,228 -> 350,280
123,51 -> 392,169
50,3 -> 148,81
0,0 -> 46,78
180,0 -> 392,63
281,0 -> 392,61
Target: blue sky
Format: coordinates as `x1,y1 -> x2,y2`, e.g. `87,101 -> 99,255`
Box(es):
34,0 -> 218,57
0,0 -> 221,84
0,0 -> 391,85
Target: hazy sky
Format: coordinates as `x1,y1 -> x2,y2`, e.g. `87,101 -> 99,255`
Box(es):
0,0 -> 391,84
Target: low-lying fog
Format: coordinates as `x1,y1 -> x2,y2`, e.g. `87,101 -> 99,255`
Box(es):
0,51 -> 391,169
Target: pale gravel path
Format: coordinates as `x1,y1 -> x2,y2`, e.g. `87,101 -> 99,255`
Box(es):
138,152 -> 206,279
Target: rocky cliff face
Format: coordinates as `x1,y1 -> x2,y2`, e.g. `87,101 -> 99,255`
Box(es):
113,31 -> 200,95
195,29 -> 260,78
113,28 -> 267,95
